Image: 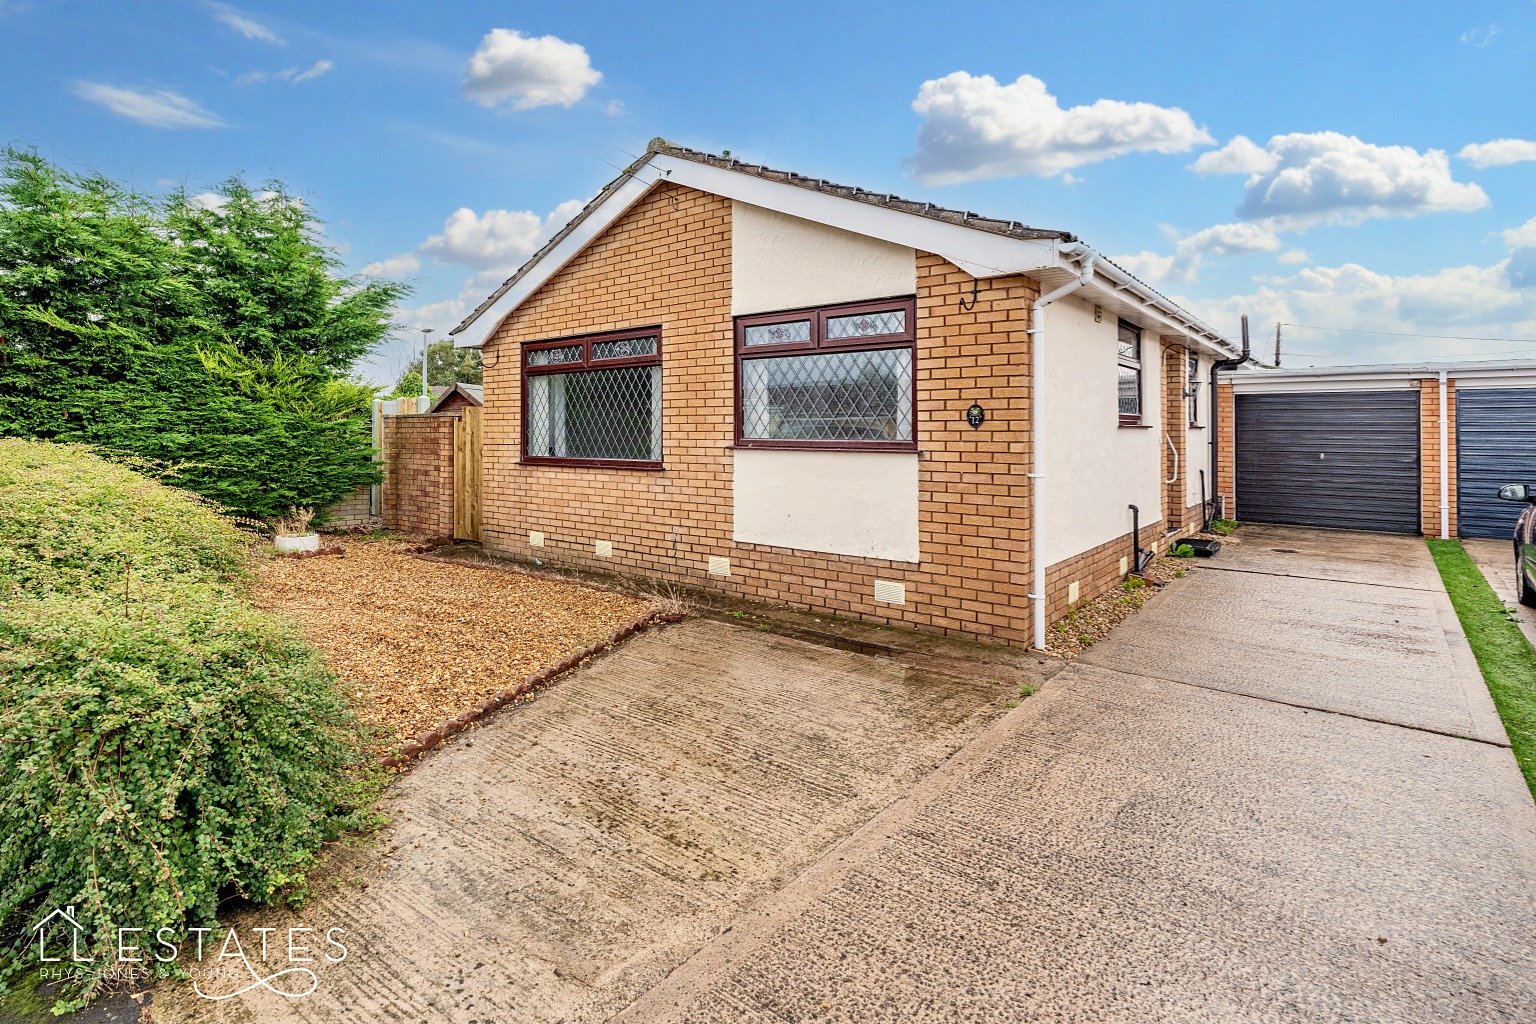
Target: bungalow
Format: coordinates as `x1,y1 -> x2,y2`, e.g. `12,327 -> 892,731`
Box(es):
449,139 -> 1242,649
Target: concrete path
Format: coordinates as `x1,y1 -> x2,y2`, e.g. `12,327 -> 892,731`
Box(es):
622,527 -> 1536,1023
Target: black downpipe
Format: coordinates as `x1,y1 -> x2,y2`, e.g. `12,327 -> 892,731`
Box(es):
1128,504 -> 1154,575
1199,469 -> 1210,532
1208,315 -> 1256,522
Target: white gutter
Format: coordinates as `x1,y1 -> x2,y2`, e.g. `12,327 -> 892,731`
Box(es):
1028,242 -> 1095,652
1439,369 -> 1450,540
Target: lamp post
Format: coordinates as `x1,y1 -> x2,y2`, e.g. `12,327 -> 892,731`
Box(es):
419,328 -> 431,412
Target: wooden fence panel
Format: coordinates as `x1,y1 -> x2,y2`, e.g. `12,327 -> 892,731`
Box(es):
454,406 -> 483,541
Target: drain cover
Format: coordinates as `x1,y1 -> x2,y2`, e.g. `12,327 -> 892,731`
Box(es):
1271,547 -> 1300,553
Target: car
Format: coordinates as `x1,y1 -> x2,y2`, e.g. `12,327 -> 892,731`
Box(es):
1497,483 -> 1536,607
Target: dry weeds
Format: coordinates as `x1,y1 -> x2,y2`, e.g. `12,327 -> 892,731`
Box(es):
256,537 -> 653,752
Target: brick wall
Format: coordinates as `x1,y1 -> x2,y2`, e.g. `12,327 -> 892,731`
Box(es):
480,182 -> 1043,644
1215,382 -> 1236,521
1418,377 -> 1458,537
1161,342 -> 1190,533
381,414 -> 455,539
322,485 -> 372,530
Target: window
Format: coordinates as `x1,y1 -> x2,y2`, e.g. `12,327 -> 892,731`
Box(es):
1187,352 -> 1202,426
735,298 -> 917,450
522,326 -> 662,468
1117,320 -> 1142,425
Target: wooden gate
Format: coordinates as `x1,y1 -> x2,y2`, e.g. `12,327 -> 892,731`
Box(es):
453,406 -> 483,541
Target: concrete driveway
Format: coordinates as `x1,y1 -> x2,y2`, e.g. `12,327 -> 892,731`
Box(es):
156,528 -> 1536,1023
152,619 -> 1029,1023
622,527 -> 1536,1023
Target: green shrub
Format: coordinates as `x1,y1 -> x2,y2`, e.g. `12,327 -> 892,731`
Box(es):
0,438 -> 250,599
1209,518 -> 1237,535
0,441 -> 376,1009
0,150 -> 398,520
1171,543 -> 1196,558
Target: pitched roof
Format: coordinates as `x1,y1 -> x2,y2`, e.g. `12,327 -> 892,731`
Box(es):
427,382 -> 483,412
451,138 -> 1235,356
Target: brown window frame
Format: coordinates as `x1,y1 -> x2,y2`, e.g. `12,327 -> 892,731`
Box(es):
521,324 -> 664,470
733,296 -> 919,452
1187,351 -> 1203,428
1117,319 -> 1143,427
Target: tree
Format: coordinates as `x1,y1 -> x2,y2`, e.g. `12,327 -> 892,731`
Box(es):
393,338 -> 482,396
0,149 -> 407,519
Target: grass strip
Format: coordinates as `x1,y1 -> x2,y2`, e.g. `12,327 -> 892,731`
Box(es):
1426,538 -> 1536,801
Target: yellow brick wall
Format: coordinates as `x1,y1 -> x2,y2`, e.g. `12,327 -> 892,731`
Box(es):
479,182 -> 1042,644
381,414 -> 456,539
1215,382 -> 1236,521
1418,377 -> 1458,537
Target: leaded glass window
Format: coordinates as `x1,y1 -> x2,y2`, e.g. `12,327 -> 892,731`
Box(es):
1118,320 -> 1142,424
735,298 -> 917,449
523,329 -> 662,466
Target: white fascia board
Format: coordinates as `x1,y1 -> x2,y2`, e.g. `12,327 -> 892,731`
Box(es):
452,166 -> 664,348
652,155 -> 1063,280
1225,373 -> 1419,394
1225,358 -> 1536,392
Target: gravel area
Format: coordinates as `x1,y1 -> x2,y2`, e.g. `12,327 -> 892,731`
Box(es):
1046,532 -> 1239,660
256,538 -> 654,752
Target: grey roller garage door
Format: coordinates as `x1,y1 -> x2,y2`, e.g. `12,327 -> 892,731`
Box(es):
1235,391 -> 1421,533
1456,388 -> 1536,539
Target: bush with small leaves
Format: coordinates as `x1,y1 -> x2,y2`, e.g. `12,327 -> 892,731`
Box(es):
0,441 -> 376,1010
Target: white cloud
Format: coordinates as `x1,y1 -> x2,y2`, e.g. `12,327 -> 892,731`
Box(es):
1458,138 -> 1536,169
419,200 -> 583,271
236,59 -> 334,86
1502,216 -> 1536,250
206,2 -> 282,44
605,99 -> 625,117
1190,135 -> 1278,176
293,59 -> 334,83
1461,23 -> 1500,47
1198,131 -> 1487,231
1194,259 -> 1536,364
907,72 -> 1212,184
1277,249 -> 1310,265
1114,222 -> 1282,284
360,253 -> 422,278
72,82 -> 224,129
462,29 -> 601,111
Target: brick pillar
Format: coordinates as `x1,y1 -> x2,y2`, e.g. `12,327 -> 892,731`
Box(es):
1419,377 -> 1457,537
1215,382 -> 1236,521
1161,342 -> 1189,534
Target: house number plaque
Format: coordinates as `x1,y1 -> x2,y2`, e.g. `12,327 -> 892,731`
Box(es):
966,404 -> 985,428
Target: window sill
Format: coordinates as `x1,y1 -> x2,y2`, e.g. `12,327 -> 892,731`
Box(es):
1118,421 -> 1155,429
730,441 -> 920,453
1188,423 -> 1205,430
520,457 -> 664,471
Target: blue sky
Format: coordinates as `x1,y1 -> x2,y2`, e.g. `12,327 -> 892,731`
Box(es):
3,0 -> 1535,383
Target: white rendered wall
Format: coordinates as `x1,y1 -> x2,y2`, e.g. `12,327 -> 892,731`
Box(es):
733,450 -> 920,563
1039,296 -> 1165,565
731,201 -> 916,316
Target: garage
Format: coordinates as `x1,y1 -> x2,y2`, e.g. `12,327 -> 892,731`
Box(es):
1233,390 -> 1421,533
1456,388 -> 1536,539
